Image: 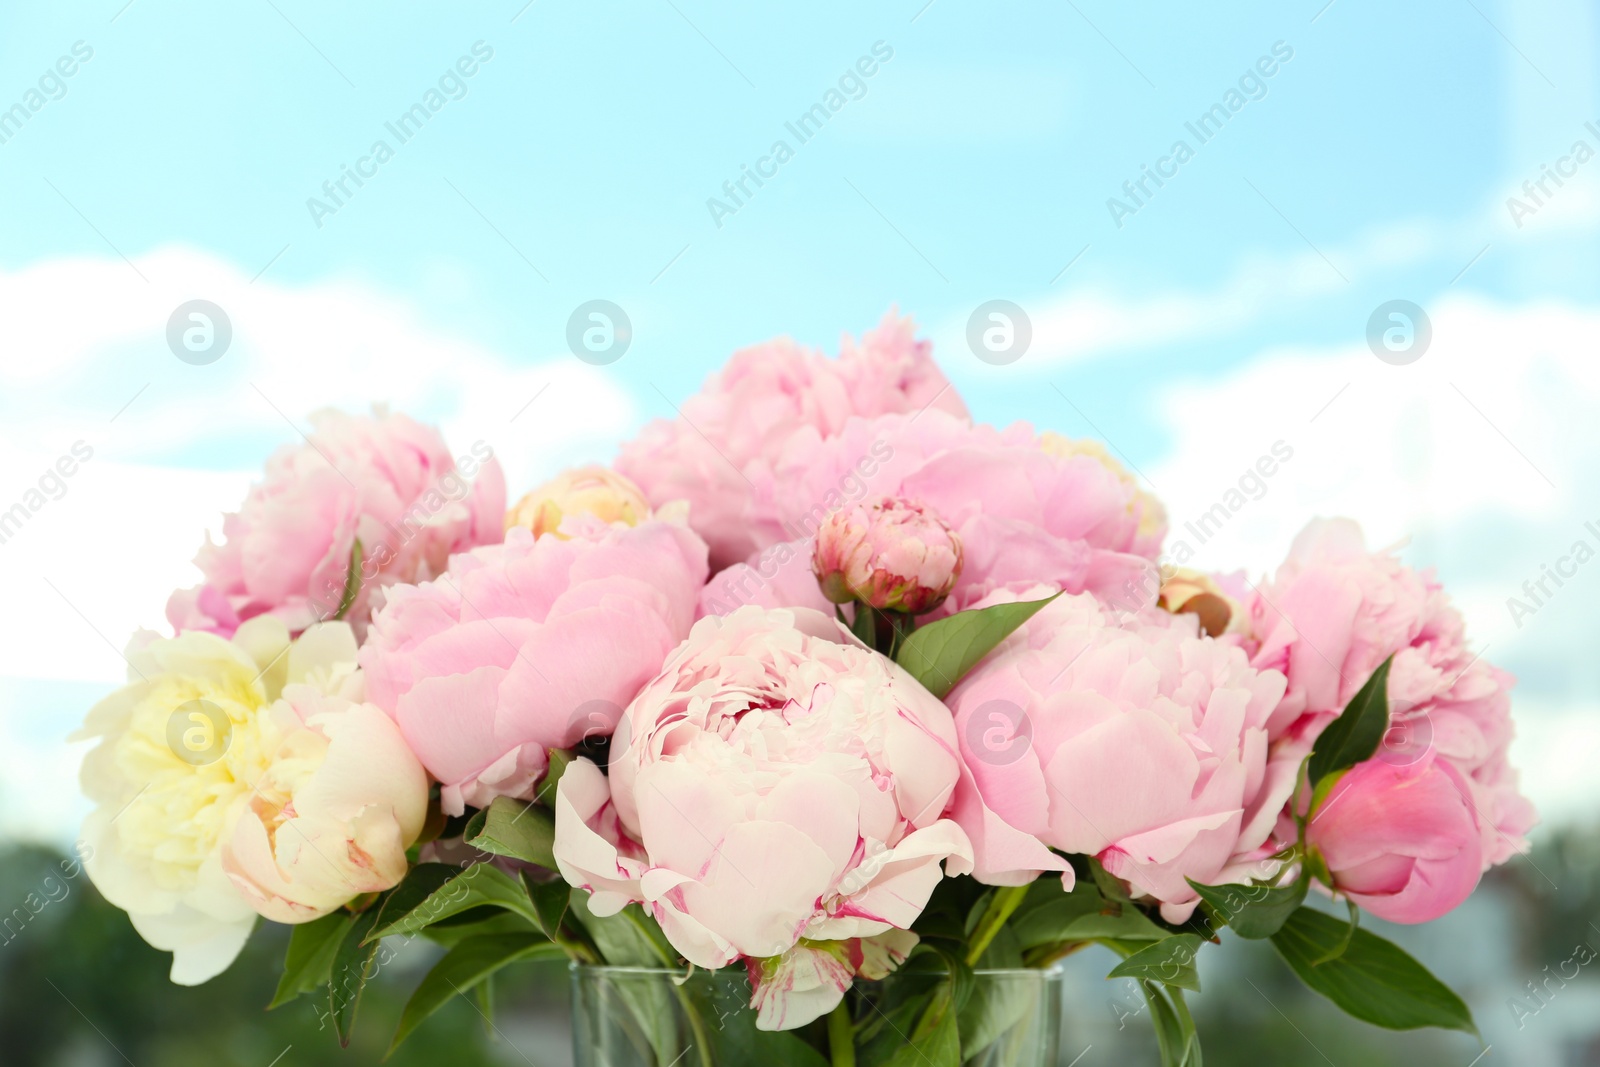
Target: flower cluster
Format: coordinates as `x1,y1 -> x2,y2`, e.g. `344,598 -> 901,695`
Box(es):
77,314 -> 1531,1060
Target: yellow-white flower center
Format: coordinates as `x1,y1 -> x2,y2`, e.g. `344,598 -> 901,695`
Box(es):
111,672 -> 282,892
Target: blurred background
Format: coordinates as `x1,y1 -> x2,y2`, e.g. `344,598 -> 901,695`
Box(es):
1,1 -> 1597,1063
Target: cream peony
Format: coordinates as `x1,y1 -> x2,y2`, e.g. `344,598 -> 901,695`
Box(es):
73,619 -> 421,983
505,465 -> 686,538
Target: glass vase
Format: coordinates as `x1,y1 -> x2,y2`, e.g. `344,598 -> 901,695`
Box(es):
571,964 -> 1064,1066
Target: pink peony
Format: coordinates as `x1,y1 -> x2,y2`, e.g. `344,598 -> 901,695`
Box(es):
729,411 -> 1164,618
615,312 -> 969,570
1247,518 -> 1535,867
813,497 -> 963,614
553,606 -> 972,1030
167,409 -> 505,639
358,519 -> 708,814
1305,750 -> 1483,923
946,591 -> 1291,922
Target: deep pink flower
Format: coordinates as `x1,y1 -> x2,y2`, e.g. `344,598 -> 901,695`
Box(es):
1306,750 -> 1483,923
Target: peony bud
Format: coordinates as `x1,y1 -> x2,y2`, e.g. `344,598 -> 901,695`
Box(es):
812,497 -> 963,614
507,465 -> 684,538
1305,749 -> 1482,924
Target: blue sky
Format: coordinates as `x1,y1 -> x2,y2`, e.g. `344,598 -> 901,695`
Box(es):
1,0 -> 1598,841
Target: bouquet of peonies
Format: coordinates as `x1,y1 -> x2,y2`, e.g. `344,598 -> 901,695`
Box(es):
75,314 -> 1534,1065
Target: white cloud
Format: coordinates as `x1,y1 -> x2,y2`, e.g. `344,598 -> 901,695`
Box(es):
0,246 -> 634,490
0,247 -> 639,685
1144,295 -> 1600,813
1146,295 -> 1593,573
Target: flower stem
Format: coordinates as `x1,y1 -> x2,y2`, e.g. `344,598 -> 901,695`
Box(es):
827,999 -> 856,1067
965,884 -> 1030,966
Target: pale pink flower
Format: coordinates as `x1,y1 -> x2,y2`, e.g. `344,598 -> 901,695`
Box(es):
739,411 -> 1164,618
813,497 -> 963,614
358,520 -> 708,814
946,591 -> 1290,923
553,606 -> 972,1029
615,312 -> 969,570
1246,518 -> 1535,867
167,409 -> 505,639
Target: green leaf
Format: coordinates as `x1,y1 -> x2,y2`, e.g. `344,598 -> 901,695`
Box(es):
366,864 -> 459,939
1010,878 -> 1105,952
270,910 -> 350,1009
366,864 -> 538,942
520,871 -> 571,941
894,594 -> 1058,699
1139,982 -> 1203,1067
1187,877 -> 1308,940
1108,934 -> 1203,993
1270,907 -> 1477,1034
1307,654 -> 1394,785
947,940 -> 1036,1055
418,910 -> 541,950
333,539 -> 363,621
699,991 -> 833,1067
389,933 -> 563,1053
568,891 -> 673,966
462,796 -> 557,869
883,983 -> 962,1067
535,748 -> 574,806
1090,857 -> 1134,903
1010,876 -> 1168,961
1310,899 -> 1361,967
330,906 -> 381,1047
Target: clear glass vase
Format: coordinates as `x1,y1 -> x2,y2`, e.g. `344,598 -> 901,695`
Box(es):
571,964 -> 1064,1066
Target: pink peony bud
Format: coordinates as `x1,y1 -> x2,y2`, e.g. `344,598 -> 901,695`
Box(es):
1305,749 -> 1483,924
811,497 -> 962,614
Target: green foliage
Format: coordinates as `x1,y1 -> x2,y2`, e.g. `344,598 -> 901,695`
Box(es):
462,796 -> 558,870
1270,908 -> 1477,1035
366,864 -> 540,942
1187,877 -> 1308,940
333,538 -> 363,620
330,907 -> 382,1046
1307,654 -> 1394,786
269,911 -> 349,1009
389,934 -> 563,1053
894,594 -> 1057,698
1109,935 -> 1204,993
